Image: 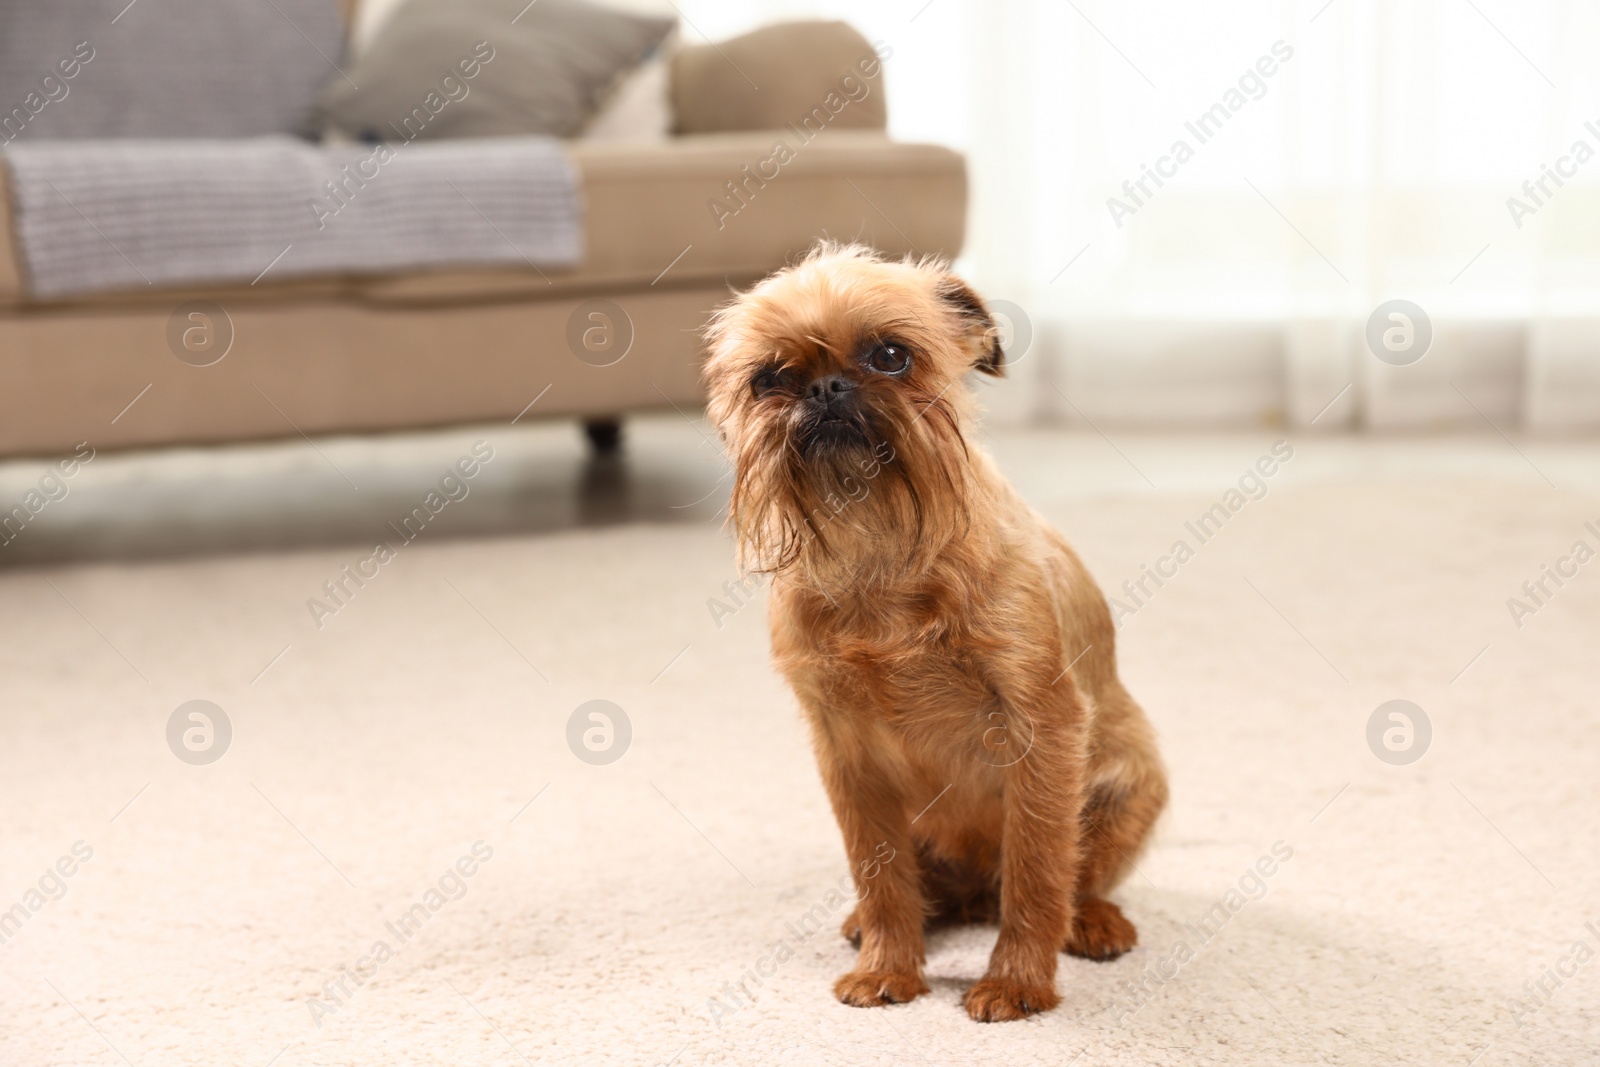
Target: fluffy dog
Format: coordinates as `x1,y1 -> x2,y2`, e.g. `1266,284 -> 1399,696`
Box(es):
702,244 -> 1167,1022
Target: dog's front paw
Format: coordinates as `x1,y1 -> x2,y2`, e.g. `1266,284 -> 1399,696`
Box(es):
833,969 -> 929,1007
962,977 -> 1060,1022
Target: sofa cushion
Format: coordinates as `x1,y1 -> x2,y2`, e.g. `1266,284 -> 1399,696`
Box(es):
0,0 -> 345,141
671,21 -> 887,136
317,0 -> 674,141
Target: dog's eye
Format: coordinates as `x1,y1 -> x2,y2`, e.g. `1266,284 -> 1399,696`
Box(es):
866,343 -> 910,376
751,367 -> 784,396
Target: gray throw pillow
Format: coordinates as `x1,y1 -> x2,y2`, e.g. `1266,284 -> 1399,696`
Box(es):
317,0 -> 674,142
0,0 -> 344,141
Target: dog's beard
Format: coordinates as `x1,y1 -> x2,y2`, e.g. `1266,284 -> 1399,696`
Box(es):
726,390 -> 975,583
797,417 -> 872,458
793,395 -> 878,459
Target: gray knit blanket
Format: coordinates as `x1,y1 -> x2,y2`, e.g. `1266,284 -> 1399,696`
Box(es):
2,136 -> 582,298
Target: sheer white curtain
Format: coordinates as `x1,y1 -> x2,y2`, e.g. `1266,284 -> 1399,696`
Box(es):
677,0 -> 1600,431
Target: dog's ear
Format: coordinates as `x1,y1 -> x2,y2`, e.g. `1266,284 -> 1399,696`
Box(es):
935,274 -> 1005,377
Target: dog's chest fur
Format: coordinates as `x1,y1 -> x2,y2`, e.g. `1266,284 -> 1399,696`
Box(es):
770,572 -> 1020,771
777,572 -> 993,692
769,574 -> 1019,869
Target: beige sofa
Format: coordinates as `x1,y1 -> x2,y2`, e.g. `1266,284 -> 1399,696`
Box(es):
0,18 -> 965,459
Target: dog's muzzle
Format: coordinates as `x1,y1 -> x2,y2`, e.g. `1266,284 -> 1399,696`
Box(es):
796,375 -> 873,455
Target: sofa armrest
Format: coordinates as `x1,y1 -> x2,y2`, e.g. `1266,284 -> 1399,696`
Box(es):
669,20 -> 888,136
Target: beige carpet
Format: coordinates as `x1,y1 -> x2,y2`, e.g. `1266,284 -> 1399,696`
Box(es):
2,437 -> 1598,1066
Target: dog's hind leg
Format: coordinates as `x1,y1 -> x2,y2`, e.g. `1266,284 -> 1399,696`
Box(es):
1064,785 -> 1162,960
1064,693 -> 1167,961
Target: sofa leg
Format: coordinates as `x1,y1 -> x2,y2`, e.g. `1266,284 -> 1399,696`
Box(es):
583,418 -> 623,455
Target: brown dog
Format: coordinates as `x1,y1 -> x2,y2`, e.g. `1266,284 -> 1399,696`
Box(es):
703,244 -> 1167,1022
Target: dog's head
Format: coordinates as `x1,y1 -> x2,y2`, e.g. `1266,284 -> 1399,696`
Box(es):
703,243 -> 1005,576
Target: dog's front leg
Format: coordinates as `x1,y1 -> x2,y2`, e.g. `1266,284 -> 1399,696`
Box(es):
812,728 -> 929,1007
964,683 -> 1086,1022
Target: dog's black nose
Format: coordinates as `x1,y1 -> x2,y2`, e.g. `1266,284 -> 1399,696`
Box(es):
806,375 -> 857,406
